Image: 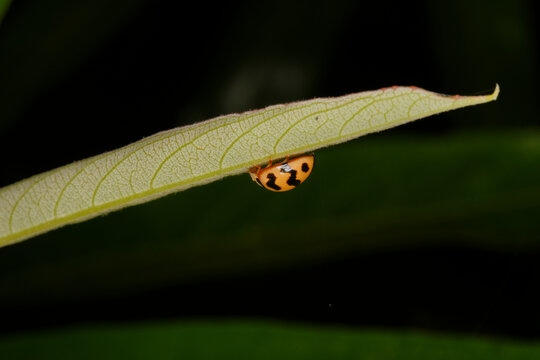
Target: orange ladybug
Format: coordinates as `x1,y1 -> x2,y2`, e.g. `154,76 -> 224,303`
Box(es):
249,154 -> 314,192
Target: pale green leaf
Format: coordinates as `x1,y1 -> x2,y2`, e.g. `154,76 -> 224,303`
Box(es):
0,85 -> 499,247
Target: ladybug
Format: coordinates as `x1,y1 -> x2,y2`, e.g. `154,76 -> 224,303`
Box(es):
249,154 -> 314,192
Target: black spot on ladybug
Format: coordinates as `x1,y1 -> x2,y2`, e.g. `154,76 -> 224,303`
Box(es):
286,170 -> 301,187
265,173 -> 282,191
301,163 -> 309,172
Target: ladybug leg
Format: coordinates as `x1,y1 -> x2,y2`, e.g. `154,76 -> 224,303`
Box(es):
267,158 -> 273,168
278,155 -> 290,165
250,158 -> 273,174
249,165 -> 261,175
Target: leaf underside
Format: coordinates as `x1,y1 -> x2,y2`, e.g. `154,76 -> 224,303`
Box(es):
0,85 -> 499,247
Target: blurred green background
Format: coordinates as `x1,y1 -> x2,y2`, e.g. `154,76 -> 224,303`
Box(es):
1,0 -> 540,358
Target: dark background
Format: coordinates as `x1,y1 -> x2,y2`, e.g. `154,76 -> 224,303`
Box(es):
0,0 -> 539,342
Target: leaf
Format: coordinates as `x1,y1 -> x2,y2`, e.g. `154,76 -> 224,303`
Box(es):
0,320 -> 539,360
0,85 -> 499,247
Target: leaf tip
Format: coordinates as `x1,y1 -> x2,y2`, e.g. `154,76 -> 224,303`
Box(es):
491,83 -> 500,101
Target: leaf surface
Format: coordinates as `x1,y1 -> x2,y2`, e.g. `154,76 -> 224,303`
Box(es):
0,85 -> 499,247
